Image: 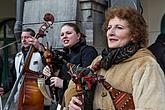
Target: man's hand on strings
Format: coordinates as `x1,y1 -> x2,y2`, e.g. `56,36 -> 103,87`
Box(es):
28,37 -> 42,50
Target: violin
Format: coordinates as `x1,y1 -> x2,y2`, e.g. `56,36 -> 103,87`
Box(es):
3,13 -> 54,110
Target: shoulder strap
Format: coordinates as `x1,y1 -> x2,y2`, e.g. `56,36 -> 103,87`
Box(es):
91,61 -> 135,110
101,79 -> 135,110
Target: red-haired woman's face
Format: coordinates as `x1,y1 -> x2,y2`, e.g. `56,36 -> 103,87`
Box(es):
106,17 -> 133,48
60,25 -> 80,48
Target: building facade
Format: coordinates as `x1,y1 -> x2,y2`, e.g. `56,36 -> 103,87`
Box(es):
0,0 -> 165,81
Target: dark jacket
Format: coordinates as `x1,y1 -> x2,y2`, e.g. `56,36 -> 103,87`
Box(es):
148,33 -> 165,73
55,41 -> 98,105
2,57 -> 16,94
0,56 -> 3,84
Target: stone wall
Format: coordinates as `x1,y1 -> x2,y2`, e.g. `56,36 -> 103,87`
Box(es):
80,0 -> 107,51
23,0 -> 108,51
23,0 -> 82,48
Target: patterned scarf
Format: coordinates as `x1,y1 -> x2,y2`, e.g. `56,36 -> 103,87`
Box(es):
101,42 -> 140,70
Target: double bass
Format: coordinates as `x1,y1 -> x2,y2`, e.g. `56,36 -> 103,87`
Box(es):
3,13 -> 54,110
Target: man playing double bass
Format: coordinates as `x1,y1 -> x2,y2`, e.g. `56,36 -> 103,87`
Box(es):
16,28 -> 45,110
0,28 -> 48,110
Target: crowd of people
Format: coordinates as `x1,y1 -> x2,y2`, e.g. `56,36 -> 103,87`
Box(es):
0,6 -> 165,110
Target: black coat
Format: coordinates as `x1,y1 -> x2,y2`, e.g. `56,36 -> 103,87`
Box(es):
148,33 -> 165,73
0,56 -> 3,84
55,41 -> 98,105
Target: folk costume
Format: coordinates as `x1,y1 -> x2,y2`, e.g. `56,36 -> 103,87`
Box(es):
65,42 -> 165,110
